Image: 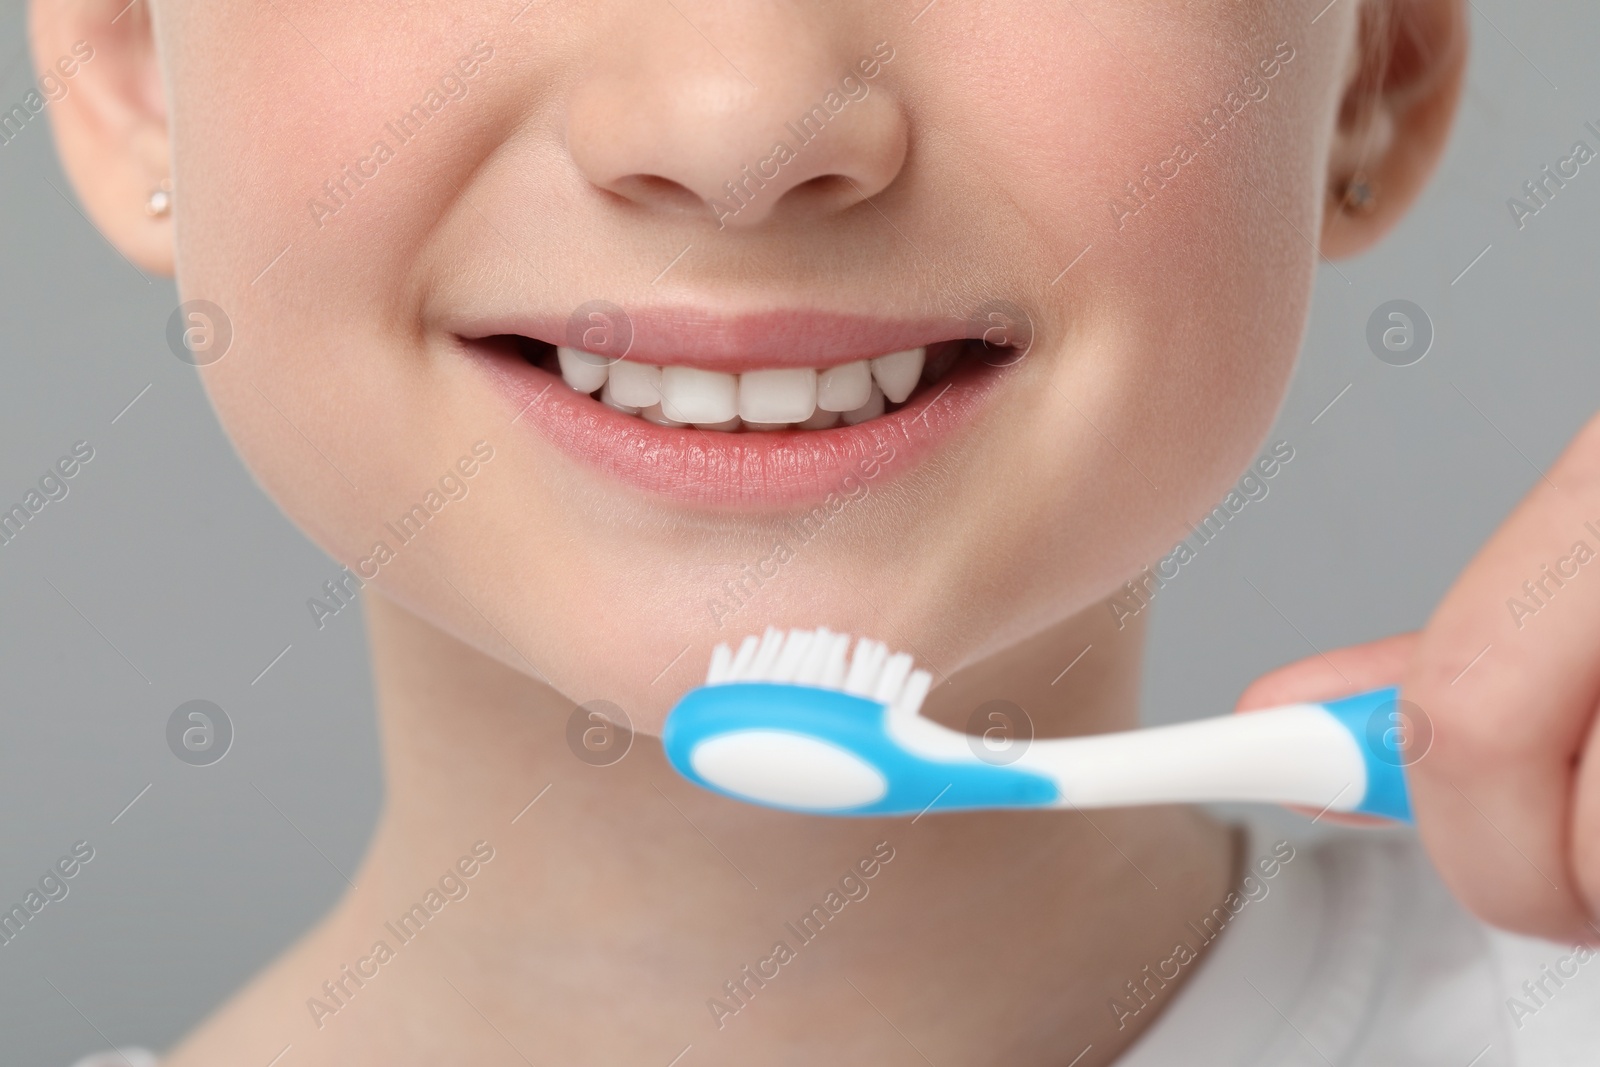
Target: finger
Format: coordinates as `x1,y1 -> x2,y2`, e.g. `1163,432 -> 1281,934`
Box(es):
1235,634 -> 1418,826
1407,411 -> 1600,942
1236,632 -> 1418,711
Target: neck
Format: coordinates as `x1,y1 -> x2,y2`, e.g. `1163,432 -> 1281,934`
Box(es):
171,596 -> 1236,1067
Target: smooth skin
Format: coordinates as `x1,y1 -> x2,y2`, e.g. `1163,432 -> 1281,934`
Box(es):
30,1 -> 1490,1064
31,0 -> 1460,729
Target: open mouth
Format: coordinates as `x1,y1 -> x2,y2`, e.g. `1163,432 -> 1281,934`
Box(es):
516,337 -> 975,431
457,310 -> 1025,506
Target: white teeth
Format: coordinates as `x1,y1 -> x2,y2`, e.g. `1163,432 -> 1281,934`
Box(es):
816,360 -> 872,412
608,360 -> 662,408
870,347 -> 925,404
797,407 -> 841,430
558,346 -> 611,393
739,367 -> 817,424
558,343 -> 936,430
840,382 -> 885,425
600,378 -> 639,415
659,366 -> 738,424
639,403 -> 685,427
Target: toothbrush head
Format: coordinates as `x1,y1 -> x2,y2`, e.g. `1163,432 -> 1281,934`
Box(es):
661,627 -> 1060,817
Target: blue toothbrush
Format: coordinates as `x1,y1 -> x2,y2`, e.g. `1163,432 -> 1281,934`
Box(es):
662,627 -> 1412,822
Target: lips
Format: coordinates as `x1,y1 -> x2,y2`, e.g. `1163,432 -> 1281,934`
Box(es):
453,309 -> 964,371
454,310 -> 1022,507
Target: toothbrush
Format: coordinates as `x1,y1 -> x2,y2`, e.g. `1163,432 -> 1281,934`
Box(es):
661,627 -> 1412,822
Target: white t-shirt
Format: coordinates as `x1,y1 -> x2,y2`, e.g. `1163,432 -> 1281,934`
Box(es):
1117,823 -> 1600,1066
71,826 -> 1600,1066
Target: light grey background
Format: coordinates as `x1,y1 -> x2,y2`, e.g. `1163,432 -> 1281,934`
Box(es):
1,4 -> 1597,1064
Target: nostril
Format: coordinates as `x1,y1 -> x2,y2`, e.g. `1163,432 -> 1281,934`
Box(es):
784,173 -> 868,213
607,174 -> 708,215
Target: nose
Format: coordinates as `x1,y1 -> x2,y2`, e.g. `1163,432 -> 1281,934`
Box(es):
566,14 -> 907,229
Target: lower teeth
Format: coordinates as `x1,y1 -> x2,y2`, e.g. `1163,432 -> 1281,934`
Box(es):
594,383 -> 891,432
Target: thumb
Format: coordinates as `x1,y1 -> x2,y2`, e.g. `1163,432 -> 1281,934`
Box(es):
1235,632 -> 1419,711
1234,632 -> 1419,827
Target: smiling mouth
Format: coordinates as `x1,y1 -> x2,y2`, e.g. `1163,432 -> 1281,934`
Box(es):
511,337 -> 985,431
457,309 -> 1026,505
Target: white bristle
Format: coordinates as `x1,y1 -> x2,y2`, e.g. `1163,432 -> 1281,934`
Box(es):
705,628 -> 933,718
794,628 -> 835,684
844,638 -> 887,696
820,632 -> 851,688
770,629 -> 814,681
893,669 -> 934,719
707,643 -> 733,684
872,652 -> 914,706
748,627 -> 786,678
726,634 -> 760,681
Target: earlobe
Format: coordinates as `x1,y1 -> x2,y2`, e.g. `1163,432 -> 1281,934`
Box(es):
30,0 -> 175,276
1321,0 -> 1468,259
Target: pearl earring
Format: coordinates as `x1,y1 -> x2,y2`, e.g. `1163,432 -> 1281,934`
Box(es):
1340,171 -> 1377,215
145,179 -> 173,218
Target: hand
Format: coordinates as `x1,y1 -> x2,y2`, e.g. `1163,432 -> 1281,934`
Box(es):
1238,412 -> 1600,944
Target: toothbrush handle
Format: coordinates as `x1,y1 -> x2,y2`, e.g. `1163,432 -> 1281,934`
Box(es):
1317,688 -> 1413,821
1010,687 -> 1413,822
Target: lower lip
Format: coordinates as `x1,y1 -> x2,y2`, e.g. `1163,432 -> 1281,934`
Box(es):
465,340 -> 1010,507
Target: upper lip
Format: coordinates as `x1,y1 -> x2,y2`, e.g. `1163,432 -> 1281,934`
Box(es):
450,307 -> 982,372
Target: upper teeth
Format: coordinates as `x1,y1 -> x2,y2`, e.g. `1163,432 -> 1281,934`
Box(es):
557,347 -> 927,430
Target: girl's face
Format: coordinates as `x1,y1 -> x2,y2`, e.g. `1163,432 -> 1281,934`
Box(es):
151,1 -> 1355,727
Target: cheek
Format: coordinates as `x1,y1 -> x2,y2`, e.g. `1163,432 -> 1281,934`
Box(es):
169,3 -> 516,593
902,8 -> 1338,648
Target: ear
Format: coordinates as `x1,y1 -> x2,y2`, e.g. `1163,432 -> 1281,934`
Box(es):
1321,0 -> 1468,259
30,0 -> 174,276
